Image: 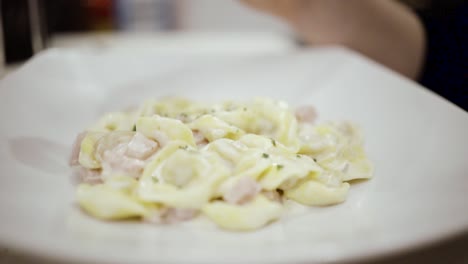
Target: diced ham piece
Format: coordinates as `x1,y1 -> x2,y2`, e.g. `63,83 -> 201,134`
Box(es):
69,131 -> 87,166
164,208 -> 198,224
126,132 -> 159,160
93,132 -> 159,178
223,177 -> 261,205
144,208 -> 198,224
295,105 -> 318,124
101,143 -> 146,178
70,131 -> 160,183
95,132 -> 134,161
74,166 -> 102,185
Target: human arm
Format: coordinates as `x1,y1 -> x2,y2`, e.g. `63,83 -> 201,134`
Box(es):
242,0 -> 426,80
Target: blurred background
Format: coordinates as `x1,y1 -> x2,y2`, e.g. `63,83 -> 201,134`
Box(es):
0,0 -> 294,69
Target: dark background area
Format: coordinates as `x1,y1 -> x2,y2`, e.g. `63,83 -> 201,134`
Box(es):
0,0 -> 466,109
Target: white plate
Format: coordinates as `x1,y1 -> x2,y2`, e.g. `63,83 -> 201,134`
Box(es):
1,46 -> 468,264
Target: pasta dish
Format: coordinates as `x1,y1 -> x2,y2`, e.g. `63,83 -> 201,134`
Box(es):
70,97 -> 373,231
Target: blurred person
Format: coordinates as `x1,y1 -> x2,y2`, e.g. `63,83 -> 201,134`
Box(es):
242,0 -> 467,111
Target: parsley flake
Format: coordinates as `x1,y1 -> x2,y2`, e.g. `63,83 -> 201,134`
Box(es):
271,139 -> 277,147
262,153 -> 269,158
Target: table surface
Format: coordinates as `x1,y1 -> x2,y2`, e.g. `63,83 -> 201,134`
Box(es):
1,32 -> 467,264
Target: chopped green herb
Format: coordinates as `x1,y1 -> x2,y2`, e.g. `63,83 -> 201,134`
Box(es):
106,124 -> 116,131
178,145 -> 188,150
271,139 -> 277,147
276,164 -> 284,170
296,154 -> 302,158
262,153 -> 269,158
151,177 -> 158,183
132,124 -> 136,131
313,158 -> 317,162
